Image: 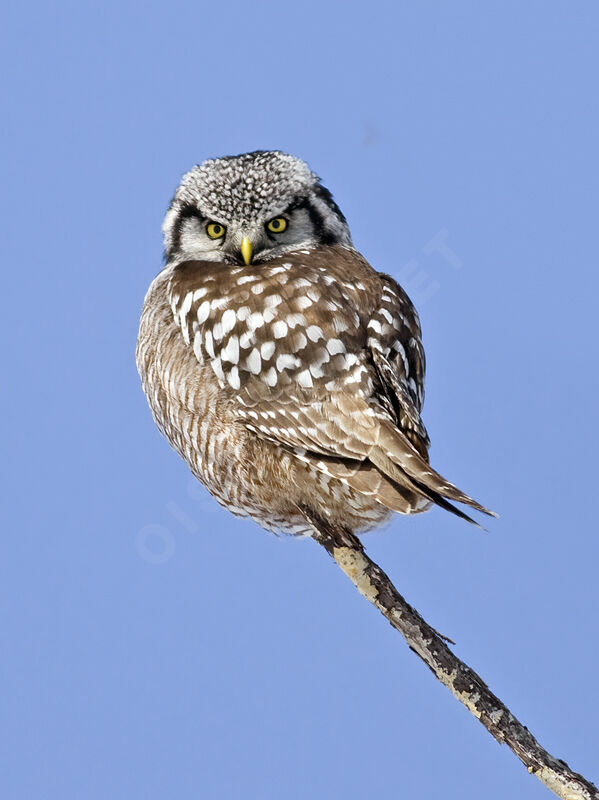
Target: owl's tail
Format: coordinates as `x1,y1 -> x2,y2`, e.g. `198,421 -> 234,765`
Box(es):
368,419 -> 497,527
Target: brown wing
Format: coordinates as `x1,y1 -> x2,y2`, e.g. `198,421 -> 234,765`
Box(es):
167,245 -> 494,523
364,272 -> 430,454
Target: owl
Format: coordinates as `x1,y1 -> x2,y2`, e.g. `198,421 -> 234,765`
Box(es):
136,150 -> 493,537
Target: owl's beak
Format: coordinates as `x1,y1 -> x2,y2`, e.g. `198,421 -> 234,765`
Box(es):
240,237 -> 253,265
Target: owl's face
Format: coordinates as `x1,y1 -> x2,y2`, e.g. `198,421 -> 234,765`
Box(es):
162,151 -> 352,265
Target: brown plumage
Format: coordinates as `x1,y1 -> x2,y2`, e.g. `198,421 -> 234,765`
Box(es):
138,192 -> 494,536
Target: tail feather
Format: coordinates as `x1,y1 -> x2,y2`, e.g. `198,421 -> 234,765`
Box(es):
373,419 -> 497,520
290,415 -> 496,526
292,450 -> 432,515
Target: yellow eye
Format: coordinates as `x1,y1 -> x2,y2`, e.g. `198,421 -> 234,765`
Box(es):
266,217 -> 288,234
206,222 -> 226,239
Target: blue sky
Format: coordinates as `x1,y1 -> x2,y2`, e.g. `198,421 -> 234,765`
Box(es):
3,1 -> 598,798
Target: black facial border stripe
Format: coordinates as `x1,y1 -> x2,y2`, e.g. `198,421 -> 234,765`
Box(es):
285,197 -> 338,246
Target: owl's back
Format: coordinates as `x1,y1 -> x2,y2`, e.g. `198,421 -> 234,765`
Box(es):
136,245 -> 438,534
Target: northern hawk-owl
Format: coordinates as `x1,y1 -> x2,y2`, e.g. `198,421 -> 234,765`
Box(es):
137,150 -> 493,536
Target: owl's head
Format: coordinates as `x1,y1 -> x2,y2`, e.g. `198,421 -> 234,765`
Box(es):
162,151 -> 352,265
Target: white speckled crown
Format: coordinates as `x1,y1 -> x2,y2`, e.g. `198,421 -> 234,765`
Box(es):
172,150 -> 318,223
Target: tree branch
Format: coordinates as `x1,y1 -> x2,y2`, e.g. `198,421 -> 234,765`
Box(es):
301,507 -> 598,800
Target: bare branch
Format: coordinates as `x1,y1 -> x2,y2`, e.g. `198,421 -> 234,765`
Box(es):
301,507 -> 598,800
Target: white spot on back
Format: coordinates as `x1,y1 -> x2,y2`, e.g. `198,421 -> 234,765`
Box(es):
211,356 -> 224,382
196,300 -> 210,325
294,278 -> 311,289
179,292 -> 192,327
286,313 -> 306,329
221,308 -> 236,336
246,348 -> 261,374
227,365 -> 240,390
264,367 -> 277,387
248,311 -> 265,330
261,341 -> 275,360
306,325 -> 324,342
276,354 -> 298,372
265,294 -> 282,308
239,331 -> 253,349
296,296 -> 313,311
326,338 -> 346,355
272,320 -> 288,339
221,335 -> 239,364
297,369 -> 314,388
204,330 -> 215,358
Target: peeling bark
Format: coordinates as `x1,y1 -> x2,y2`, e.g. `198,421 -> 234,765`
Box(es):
300,506 -> 598,800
